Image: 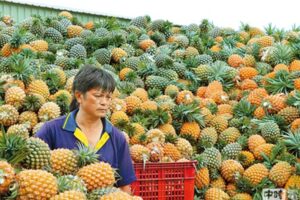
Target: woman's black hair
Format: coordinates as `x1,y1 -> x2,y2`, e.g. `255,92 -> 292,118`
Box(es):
69,64 -> 116,111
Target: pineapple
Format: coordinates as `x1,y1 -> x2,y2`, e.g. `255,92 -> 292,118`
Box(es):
238,151 -> 255,168
248,134 -> 266,153
231,193 -> 253,200
59,11 -> 73,20
30,39 -> 48,52
139,39 -> 156,51
219,127 -> 241,145
44,27 -> 63,43
130,144 -> 150,163
23,94 -> 45,112
253,143 -> 274,160
247,88 -> 268,106
22,137 -> 51,169
228,54 -> 244,68
146,142 -> 164,162
278,106 -> 299,124
77,162 -> 115,191
87,187 -> 119,200
38,102 -> 61,122
176,90 -> 194,105
18,111 -> 38,130
93,48 -> 111,65
110,111 -> 129,126
111,48 -> 127,63
284,165 -> 300,189
27,80 -> 50,100
180,122 -> 201,141
50,190 -> 87,200
140,100 -> 158,111
0,160 -> 15,194
4,86 -> 26,109
7,124 -> 30,138
145,75 -> 169,90
69,44 -> 87,59
209,116 -> 228,133
269,161 -> 292,187
221,143 -> 242,160
210,176 -> 227,191
202,147 -> 222,170
110,98 -> 127,113
195,167 -> 210,190
51,149 -> 78,175
15,169 -> 58,199
200,127 -> 218,145
205,188 -> 230,200
67,25 -> 83,38
221,159 -> 244,183
131,88 -> 148,102
146,128 -> 165,144
0,104 -> 19,126
125,95 -> 142,115
260,121 -> 280,143
163,143 -> 182,161
175,138 -> 193,159
243,163 -> 269,186
100,190 -> 137,200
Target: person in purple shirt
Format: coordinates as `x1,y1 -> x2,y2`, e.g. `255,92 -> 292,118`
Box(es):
36,64 -> 136,193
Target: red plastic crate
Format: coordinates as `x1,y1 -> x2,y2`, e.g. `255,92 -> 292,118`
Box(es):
132,161 -> 197,200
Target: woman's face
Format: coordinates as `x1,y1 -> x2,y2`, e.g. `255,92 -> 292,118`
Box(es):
76,88 -> 112,118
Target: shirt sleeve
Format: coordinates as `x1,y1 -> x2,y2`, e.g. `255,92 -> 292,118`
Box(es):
116,132 -> 137,187
35,122 -> 54,150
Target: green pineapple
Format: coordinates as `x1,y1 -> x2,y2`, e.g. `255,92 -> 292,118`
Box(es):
69,44 -> 87,59
30,17 -> 44,36
260,121 -> 281,143
130,15 -> 150,28
201,147 -> 222,170
44,27 -> 63,43
22,137 -> 51,169
172,62 -> 187,78
93,48 -> 111,65
155,54 -> 173,68
156,68 -> 178,81
196,54 -> 213,65
123,56 -> 140,70
48,19 -> 67,36
265,44 -> 294,65
0,33 -> 11,48
87,187 -> 120,200
221,142 -> 242,159
145,76 -> 169,91
64,37 -> 85,50
193,64 -> 212,83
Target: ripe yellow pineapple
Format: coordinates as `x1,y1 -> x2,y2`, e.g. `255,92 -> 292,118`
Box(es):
243,163 -> 269,186
0,104 -> 19,126
18,111 -> 38,130
205,188 -> 230,200
247,88 -> 268,106
180,122 -> 201,141
175,138 -> 193,159
110,98 -> 127,113
176,90 -> 194,104
146,128 -> 165,144
119,67 -> 133,81
210,176 -> 226,191
51,90 -> 72,105
139,39 -> 156,51
130,144 -> 150,163
228,54 -> 244,68
239,67 -> 258,80
226,183 -> 237,197
277,106 -> 299,124
111,48 -> 127,63
0,161 -> 15,194
100,190 -> 139,200
231,193 -> 253,200
38,102 -> 61,122
27,80 -> 50,100
50,190 -> 86,200
110,111 -> 129,126
125,95 -> 142,115
131,88 -> 148,102
262,94 -> 286,114
253,143 -> 274,160
5,86 -> 26,109
51,149 -> 78,175
65,76 -> 74,93
59,11 -> 73,19
243,54 -> 256,67
221,159 -> 244,183
195,167 -> 210,190
30,39 -> 48,52
219,127 -> 241,144
77,162 -> 115,191
140,100 -> 158,111
67,25 -> 84,38
15,169 -> 58,199
165,85 -> 179,98
238,151 -> 255,168
248,134 -> 266,153
163,143 -> 182,161
158,124 -> 176,136
209,115 -> 228,133
269,161 -> 292,187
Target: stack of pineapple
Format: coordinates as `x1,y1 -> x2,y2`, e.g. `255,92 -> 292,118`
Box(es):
0,11 -> 300,199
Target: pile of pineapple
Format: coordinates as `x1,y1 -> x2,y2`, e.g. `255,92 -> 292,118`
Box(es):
0,10 -> 300,199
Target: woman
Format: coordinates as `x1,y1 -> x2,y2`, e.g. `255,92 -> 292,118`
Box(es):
36,65 -> 136,193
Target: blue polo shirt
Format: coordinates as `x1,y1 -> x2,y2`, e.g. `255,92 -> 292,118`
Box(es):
35,109 -> 136,187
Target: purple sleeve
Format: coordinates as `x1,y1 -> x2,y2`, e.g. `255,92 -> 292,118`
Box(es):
35,122 -> 54,150
116,132 -> 137,187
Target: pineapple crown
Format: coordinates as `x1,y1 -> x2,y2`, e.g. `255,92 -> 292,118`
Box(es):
264,70 -> 294,94
283,129 -> 300,158
74,143 -> 99,168
233,98 -> 256,118
172,102 -> 205,126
